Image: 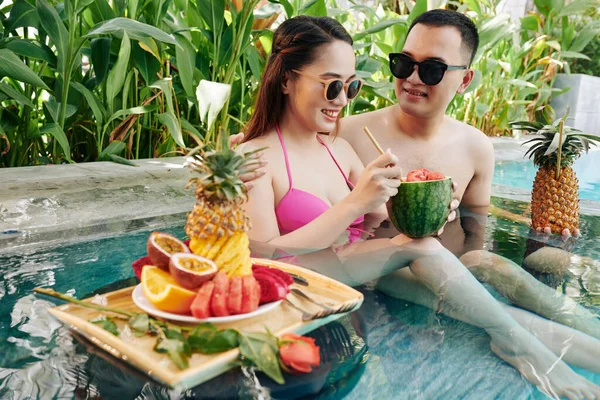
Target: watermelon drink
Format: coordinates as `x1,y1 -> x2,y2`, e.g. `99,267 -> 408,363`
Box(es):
386,168 -> 453,238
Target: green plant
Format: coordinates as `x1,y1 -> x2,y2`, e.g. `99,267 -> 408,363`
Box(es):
568,10 -> 600,77
448,0 -> 600,136
2,0 -> 599,167
0,0 -> 275,167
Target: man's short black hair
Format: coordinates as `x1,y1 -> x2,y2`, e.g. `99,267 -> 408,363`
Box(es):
408,9 -> 479,66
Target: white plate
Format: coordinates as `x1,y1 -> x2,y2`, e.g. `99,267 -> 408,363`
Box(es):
131,284 -> 282,324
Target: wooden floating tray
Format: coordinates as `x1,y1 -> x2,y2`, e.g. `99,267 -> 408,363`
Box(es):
46,258 -> 364,391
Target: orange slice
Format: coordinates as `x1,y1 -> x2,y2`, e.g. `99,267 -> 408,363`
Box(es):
141,265 -> 197,314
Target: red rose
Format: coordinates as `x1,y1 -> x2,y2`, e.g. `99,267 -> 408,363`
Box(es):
278,333 -> 320,374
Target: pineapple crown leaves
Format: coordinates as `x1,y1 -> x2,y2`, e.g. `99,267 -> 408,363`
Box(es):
184,143 -> 265,202
510,118 -> 600,168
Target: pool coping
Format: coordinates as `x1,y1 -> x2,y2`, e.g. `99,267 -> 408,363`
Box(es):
1,137 -> 597,251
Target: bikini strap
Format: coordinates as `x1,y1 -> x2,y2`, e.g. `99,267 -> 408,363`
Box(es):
316,135 -> 353,187
275,124 -> 293,187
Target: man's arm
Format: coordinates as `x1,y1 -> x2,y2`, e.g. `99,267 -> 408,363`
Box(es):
440,132 -> 494,255
460,133 -> 495,213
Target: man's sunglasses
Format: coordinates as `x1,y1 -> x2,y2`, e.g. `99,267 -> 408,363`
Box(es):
292,70 -> 363,101
388,53 -> 468,86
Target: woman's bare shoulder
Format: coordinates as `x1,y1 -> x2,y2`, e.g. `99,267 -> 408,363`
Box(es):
236,132 -> 277,154
320,134 -> 362,166
320,134 -> 354,152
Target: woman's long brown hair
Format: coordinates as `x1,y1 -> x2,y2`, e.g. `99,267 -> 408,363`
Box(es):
243,16 -> 353,143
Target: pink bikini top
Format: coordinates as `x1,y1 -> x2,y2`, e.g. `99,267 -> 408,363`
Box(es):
274,124 -> 366,243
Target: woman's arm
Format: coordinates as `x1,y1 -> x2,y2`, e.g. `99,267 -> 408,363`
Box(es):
242,141 -> 401,250
339,138 -> 390,220
243,167 -> 366,250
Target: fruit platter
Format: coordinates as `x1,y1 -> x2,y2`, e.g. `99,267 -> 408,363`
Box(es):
36,141 -> 364,390
132,232 -> 297,323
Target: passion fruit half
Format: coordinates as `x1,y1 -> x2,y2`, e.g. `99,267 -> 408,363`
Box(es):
147,232 -> 190,270
169,253 -> 218,290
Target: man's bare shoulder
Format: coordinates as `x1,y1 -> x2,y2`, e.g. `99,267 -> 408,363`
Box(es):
339,106 -> 395,142
448,117 -> 494,159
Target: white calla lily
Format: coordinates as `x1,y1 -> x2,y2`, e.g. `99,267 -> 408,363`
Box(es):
196,80 -> 231,129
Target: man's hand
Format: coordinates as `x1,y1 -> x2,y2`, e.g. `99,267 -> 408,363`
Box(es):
535,226 -> 581,239
437,181 -> 460,236
229,132 -> 267,192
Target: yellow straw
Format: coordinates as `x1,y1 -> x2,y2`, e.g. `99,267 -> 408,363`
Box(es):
363,126 -> 385,155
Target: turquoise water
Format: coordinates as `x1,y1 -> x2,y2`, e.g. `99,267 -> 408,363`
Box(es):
493,150 -> 600,201
1,199 -> 600,399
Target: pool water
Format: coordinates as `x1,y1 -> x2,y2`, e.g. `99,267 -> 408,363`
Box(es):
493,150 -> 600,202
1,197 -> 599,399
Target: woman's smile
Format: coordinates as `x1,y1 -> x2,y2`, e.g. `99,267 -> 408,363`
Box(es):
321,108 -> 341,121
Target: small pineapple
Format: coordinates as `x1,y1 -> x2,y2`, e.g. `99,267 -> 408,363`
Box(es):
184,136 -> 260,277
511,115 -> 600,234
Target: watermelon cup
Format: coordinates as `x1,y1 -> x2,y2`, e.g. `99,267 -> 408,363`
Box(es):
386,175 -> 453,238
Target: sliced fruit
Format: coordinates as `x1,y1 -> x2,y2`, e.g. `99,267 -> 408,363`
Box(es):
227,276 -> 243,315
169,253 -> 218,290
252,264 -> 294,286
406,168 -> 429,182
253,271 -> 288,304
141,266 -> 196,314
206,234 -> 231,260
147,232 -> 190,270
132,255 -> 152,280
252,277 -> 261,311
210,272 -> 230,317
191,281 -> 215,319
213,232 -> 247,267
426,171 -> 445,181
241,275 -> 261,314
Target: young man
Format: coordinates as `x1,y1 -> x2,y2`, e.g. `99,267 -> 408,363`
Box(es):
340,10 -> 492,215
339,9 -> 600,339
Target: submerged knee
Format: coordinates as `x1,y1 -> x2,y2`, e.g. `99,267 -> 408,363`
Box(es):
460,250 -> 523,280
459,250 -> 487,268
408,236 -> 444,255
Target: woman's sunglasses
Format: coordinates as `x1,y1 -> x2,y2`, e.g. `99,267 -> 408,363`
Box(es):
388,53 -> 468,86
292,70 -> 363,101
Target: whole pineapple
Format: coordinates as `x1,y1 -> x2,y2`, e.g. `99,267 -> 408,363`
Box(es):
511,116 -> 600,234
184,137 -> 260,277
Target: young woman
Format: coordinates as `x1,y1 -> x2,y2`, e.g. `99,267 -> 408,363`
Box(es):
238,15 -> 600,399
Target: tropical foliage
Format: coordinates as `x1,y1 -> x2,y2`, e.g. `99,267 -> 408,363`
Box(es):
1,0 -> 598,167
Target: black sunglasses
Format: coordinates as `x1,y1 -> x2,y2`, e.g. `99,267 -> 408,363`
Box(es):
389,53 -> 468,86
292,70 -> 363,101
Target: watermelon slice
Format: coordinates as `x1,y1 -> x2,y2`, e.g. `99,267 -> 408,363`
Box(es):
191,281 -> 215,319
227,276 -> 243,315
241,276 -> 260,314
210,272 -> 230,317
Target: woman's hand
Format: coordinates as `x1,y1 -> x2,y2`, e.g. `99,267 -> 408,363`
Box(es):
230,132 -> 267,192
346,150 -> 402,215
